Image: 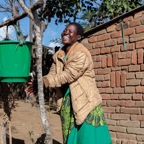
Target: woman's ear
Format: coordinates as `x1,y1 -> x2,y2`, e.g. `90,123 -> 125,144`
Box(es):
77,35 -> 82,41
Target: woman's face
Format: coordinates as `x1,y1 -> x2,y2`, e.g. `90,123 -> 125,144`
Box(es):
61,24 -> 80,45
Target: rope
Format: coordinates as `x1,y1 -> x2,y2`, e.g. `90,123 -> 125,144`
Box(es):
5,25 -> 10,40
14,24 -> 25,45
121,21 -> 127,51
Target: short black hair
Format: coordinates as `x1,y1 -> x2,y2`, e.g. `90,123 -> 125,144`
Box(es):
69,22 -> 84,36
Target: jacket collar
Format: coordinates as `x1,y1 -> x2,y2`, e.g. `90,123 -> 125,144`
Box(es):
66,42 -> 79,58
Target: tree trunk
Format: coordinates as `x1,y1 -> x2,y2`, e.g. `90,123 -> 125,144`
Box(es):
35,29 -> 53,144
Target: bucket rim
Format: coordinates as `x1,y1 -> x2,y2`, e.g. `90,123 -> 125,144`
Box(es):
0,40 -> 33,45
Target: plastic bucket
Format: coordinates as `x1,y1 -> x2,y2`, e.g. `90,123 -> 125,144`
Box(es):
0,40 -> 33,82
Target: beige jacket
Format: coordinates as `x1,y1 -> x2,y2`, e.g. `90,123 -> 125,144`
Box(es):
43,42 -> 102,125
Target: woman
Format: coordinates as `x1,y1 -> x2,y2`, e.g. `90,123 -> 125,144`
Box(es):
43,22 -> 112,144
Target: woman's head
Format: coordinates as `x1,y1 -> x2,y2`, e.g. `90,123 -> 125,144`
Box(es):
61,22 -> 84,45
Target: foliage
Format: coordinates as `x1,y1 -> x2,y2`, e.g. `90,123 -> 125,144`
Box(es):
80,0 -> 144,30
40,0 -> 97,24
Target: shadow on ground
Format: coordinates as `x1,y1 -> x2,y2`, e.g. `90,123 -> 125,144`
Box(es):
7,137 -> 25,144
6,134 -> 62,144
35,133 -> 62,144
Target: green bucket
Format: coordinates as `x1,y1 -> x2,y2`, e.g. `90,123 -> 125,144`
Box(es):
0,40 -> 33,82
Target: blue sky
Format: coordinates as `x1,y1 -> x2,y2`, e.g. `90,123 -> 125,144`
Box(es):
0,9 -> 65,48
0,16 -> 65,47
43,19 -> 66,46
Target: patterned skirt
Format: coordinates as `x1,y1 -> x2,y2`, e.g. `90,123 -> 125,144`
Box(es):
60,88 -> 112,144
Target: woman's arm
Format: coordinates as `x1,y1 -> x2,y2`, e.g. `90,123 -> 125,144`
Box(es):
44,51 -> 89,88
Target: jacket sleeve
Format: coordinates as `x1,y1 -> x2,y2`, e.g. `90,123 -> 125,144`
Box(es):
46,51 -> 89,88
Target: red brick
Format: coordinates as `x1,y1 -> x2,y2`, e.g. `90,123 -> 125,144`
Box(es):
116,23 -> 122,31
93,62 -> 101,69
94,41 -> 104,48
130,33 -> 144,42
101,47 -> 110,54
111,94 -> 119,99
129,65 -> 140,72
104,74 -> 110,80
125,87 -> 135,93
113,88 -> 124,93
116,71 -> 121,87
111,114 -> 130,120
105,88 -> 113,93
96,81 -> 102,87
121,71 -> 127,87
107,100 -> 123,106
104,39 -> 117,47
121,107 -> 141,114
136,72 -> 144,78
134,11 -> 143,18
126,51 -> 132,58
88,36 -> 97,43
132,51 -> 137,64
136,86 -> 144,93
126,43 -> 135,51
118,59 -> 131,66
118,94 -> 132,100
95,55 -> 101,62
111,72 -> 115,87
97,68 -> 111,75
125,100 -> 136,107
111,45 -> 120,52
101,94 -> 111,100
141,16 -> 144,24
101,81 -> 110,87
95,75 -> 104,81
124,28 -> 134,36
116,132 -> 136,140
136,25 -> 144,34
117,37 -> 129,44
103,107 -> 115,113
131,115 -> 144,121
112,53 -> 118,66
107,24 -> 116,32
129,19 -> 141,27
141,79 -> 144,85
101,55 -> 107,68
111,31 -> 122,38
97,34 -> 110,42
127,73 -> 135,79
90,49 -> 100,56
141,64 -> 144,71
109,125 -> 126,133
118,52 -> 127,59
135,101 -> 144,107
132,94 -> 142,100
127,79 -> 141,86
123,16 -> 133,22
138,49 -> 143,64
107,55 -> 112,67
136,41 -> 144,48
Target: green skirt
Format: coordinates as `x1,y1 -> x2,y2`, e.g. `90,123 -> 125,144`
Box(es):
60,88 -> 112,144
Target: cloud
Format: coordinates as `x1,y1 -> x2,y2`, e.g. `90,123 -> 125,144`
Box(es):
0,17 -> 15,40
48,41 -> 63,54
48,42 -> 62,48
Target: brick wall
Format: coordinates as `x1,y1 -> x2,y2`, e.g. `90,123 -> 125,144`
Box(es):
82,6 -> 144,144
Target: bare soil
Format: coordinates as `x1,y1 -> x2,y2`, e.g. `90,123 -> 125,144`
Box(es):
0,100 -> 63,144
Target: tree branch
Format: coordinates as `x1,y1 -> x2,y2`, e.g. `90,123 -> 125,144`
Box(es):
18,0 -> 34,20
0,0 -> 43,28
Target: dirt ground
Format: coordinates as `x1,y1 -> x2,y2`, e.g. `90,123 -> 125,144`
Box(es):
0,100 -> 63,144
